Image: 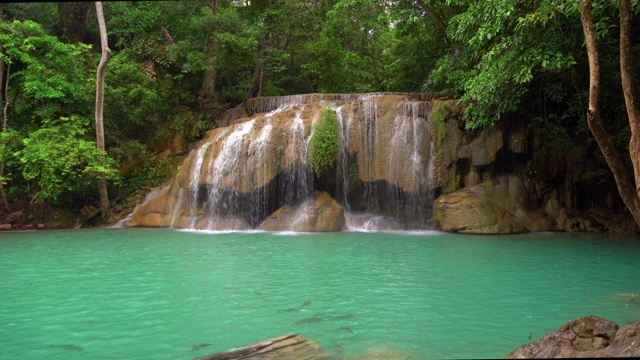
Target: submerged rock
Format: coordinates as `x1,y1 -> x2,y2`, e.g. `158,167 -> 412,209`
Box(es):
260,191 -> 345,232
505,315 -> 640,358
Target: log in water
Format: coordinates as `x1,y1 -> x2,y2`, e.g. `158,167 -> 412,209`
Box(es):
195,334 -> 333,360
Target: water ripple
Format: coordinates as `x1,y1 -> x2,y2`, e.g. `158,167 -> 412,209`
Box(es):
0,229 -> 639,359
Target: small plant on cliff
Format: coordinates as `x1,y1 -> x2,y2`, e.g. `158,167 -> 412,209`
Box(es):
310,108 -> 340,177
431,101 -> 448,139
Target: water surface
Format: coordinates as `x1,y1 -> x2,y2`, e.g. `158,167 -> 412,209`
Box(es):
1,228 -> 638,359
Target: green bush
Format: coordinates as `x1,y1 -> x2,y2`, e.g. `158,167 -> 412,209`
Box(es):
310,108 -> 340,177
431,101 -> 448,139
18,116 -> 121,205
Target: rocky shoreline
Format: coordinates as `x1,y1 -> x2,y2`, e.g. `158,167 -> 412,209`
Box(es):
0,210 -> 45,231
506,315 -> 640,358
195,315 -> 640,359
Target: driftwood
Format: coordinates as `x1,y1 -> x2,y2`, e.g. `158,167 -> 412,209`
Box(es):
74,204 -> 101,229
195,334 -> 333,360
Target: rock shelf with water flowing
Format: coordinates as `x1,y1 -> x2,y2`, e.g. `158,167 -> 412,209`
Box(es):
124,92 -> 600,233
124,93 -> 443,231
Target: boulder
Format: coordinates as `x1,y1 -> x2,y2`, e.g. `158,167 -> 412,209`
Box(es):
434,189 -> 529,234
434,175 -> 555,234
261,191 -> 345,232
505,315 -> 640,358
124,187 -> 174,227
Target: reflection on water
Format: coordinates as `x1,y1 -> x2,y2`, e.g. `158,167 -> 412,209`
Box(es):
0,228 -> 638,359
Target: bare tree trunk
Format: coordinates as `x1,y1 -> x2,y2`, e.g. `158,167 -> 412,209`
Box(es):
0,34 -> 10,213
0,4 -> 9,213
619,0 -> 640,201
579,0 -> 640,227
95,1 -> 111,223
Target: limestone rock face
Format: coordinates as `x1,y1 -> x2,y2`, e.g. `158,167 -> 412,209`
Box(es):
434,175 -> 555,234
260,191 -> 345,232
434,189 -> 528,234
124,186 -> 174,227
505,315 -> 640,358
124,92 -> 634,234
128,93 -> 440,231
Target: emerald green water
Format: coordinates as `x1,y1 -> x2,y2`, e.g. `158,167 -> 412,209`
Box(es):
0,229 -> 638,359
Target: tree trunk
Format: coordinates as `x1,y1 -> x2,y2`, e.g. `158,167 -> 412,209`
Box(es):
247,61 -> 264,98
579,0 -> 640,227
416,0 -> 448,42
200,0 -> 219,102
200,67 -> 217,101
95,1 -> 111,223
619,0 -> 640,201
0,34 -> 10,213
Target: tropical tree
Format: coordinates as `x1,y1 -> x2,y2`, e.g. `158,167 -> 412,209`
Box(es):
579,0 -> 640,227
303,0 -> 394,93
428,0 -> 579,129
173,0 -> 257,103
95,1 -> 110,222
0,19 -> 119,207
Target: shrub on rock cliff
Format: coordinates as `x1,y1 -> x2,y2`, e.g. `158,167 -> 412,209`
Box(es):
310,108 -> 340,177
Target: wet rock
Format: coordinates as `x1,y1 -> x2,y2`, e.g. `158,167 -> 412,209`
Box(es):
434,189 -> 529,234
434,175 -> 554,234
553,207 -> 639,234
261,191 -> 345,232
505,315 -> 640,358
124,187 -> 174,227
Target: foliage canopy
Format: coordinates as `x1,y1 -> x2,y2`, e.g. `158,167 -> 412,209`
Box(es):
0,0 -> 638,223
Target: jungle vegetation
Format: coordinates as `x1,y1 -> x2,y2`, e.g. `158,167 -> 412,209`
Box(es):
0,0 -> 638,226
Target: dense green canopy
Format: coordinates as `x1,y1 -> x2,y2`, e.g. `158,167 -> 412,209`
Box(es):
0,1 -> 638,224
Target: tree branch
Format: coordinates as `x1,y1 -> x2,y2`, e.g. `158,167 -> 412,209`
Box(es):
416,0 -> 448,41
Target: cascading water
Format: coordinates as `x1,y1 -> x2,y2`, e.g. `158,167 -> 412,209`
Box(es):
333,98 -> 434,230
393,101 -> 434,228
125,93 -> 439,231
281,111 -> 313,205
203,119 -> 257,228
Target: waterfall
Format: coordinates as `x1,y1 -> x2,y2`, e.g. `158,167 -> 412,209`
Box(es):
281,111 -> 312,205
394,101 -> 433,228
202,119 -> 256,229
126,93 -> 440,231
252,119 -> 273,223
362,99 -> 379,212
186,142 -> 211,228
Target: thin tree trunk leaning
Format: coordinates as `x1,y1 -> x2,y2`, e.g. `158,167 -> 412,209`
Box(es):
416,0 -> 448,42
200,0 -> 219,102
95,1 -> 110,223
579,0 -> 640,228
619,0 -> 640,201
